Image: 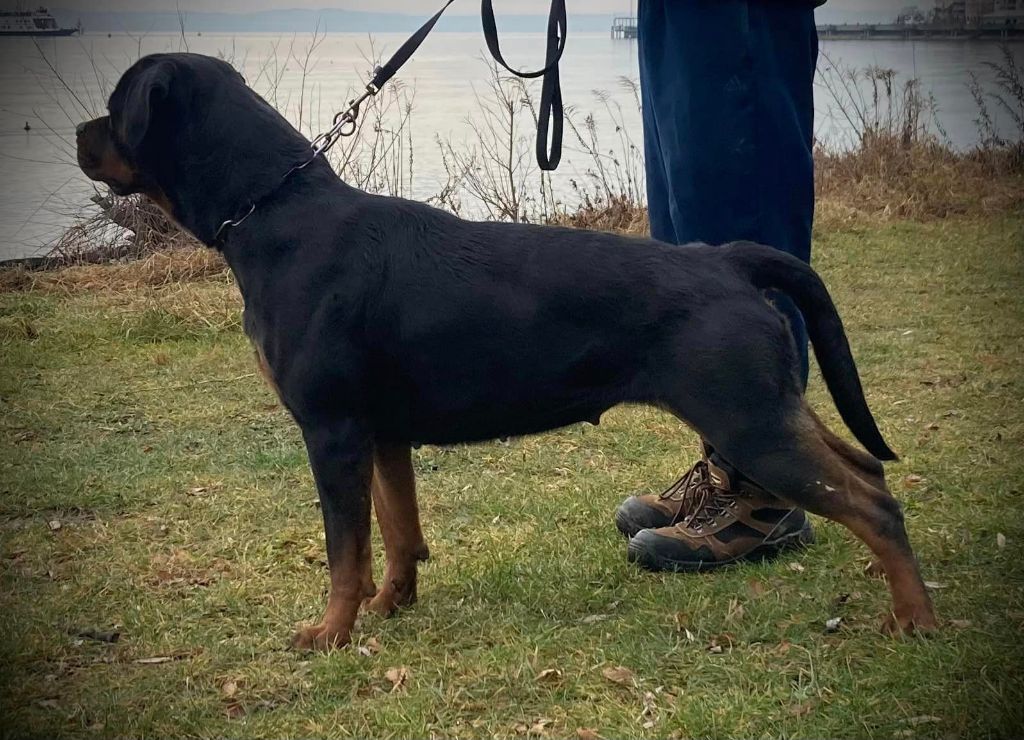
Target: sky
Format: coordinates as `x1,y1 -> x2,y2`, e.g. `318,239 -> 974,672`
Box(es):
34,0 -> 933,16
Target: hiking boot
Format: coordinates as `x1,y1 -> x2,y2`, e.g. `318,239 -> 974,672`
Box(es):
623,459 -> 814,572
615,459 -> 716,539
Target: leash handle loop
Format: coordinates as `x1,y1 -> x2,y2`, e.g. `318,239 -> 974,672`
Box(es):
480,0 -> 566,170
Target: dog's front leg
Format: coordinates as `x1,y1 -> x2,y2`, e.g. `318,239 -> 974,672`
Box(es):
291,420 -> 374,651
365,442 -> 430,616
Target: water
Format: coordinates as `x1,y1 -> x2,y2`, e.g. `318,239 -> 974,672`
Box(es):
0,32 -> 1020,261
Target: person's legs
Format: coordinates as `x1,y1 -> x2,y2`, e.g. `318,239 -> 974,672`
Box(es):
640,0 -> 815,374
620,0 -> 820,567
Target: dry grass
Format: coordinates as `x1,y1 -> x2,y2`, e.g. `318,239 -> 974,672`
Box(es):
815,136 -> 1024,223
0,248 -> 228,295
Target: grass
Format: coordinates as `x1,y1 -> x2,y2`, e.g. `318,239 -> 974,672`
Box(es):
1,213 -> 1023,739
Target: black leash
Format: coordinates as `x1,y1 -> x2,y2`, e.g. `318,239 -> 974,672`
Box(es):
214,0 -> 566,244
481,0 -> 566,170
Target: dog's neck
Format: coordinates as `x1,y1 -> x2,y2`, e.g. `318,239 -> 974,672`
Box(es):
151,90 -> 333,247
170,151 -> 330,248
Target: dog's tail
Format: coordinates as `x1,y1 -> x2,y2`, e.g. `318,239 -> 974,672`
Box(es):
725,241 -> 897,461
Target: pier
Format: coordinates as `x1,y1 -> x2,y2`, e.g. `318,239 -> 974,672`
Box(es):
610,16 -> 636,39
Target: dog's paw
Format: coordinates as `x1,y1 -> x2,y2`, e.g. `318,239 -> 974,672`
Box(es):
879,608 -> 939,637
864,559 -> 886,578
289,622 -> 351,652
364,578 -> 417,617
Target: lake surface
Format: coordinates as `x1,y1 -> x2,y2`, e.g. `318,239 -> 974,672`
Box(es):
0,31 -> 1020,260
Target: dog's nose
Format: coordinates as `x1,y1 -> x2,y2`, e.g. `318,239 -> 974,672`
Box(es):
75,122 -> 87,138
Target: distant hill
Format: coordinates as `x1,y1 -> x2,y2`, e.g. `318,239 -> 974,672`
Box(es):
50,7 -> 617,34
48,6 -> 895,37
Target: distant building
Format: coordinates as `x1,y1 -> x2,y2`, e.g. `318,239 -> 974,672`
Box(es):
932,0 -> 996,24
982,0 -> 1024,25
896,5 -> 926,23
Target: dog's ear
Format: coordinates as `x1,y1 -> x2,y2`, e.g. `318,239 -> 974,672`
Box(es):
117,59 -> 175,154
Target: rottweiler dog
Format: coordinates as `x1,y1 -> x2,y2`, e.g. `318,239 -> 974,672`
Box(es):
77,53 -> 936,650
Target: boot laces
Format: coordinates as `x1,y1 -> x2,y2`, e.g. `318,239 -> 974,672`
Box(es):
659,460 -> 736,530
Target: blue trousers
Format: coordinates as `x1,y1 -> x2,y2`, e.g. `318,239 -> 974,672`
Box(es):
638,1 -> 818,386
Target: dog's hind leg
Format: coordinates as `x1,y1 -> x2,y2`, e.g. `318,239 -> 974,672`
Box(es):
707,401 -> 936,635
806,405 -> 887,490
291,420 -> 375,651
365,441 -> 430,617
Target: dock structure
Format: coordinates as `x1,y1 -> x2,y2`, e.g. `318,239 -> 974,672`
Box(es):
816,22 -> 1024,39
611,16 -> 637,39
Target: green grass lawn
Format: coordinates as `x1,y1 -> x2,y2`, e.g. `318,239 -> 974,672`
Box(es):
1,215 -> 1023,739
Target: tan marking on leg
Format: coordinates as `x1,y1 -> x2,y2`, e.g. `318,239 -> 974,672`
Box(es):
793,417 -> 936,635
291,454 -> 374,652
253,347 -> 282,399
365,442 -> 429,617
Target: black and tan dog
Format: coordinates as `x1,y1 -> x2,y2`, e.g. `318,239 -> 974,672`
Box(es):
77,53 -> 937,650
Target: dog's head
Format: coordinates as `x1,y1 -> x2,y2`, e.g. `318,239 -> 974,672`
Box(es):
77,54 -> 238,196
76,53 -> 311,243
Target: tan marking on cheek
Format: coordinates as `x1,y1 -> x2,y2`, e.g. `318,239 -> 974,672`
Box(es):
97,141 -> 137,185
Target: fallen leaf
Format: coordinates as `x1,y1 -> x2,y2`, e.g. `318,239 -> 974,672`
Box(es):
949,619 -> 972,629
221,680 -> 238,698
772,640 -> 792,656
531,718 -> 553,733
642,721 -> 655,729
924,581 -> 947,590
356,636 -> 383,658
580,614 -> 609,624
577,729 -> 603,740
789,700 -> 816,717
47,520 -> 61,532
902,474 -> 925,490
187,486 -> 208,497
601,665 -> 635,686
384,666 -> 409,692
640,690 -> 657,718
224,702 -> 245,719
747,578 -> 766,598
824,617 -> 843,633
787,562 -> 805,573
536,668 -> 562,682
997,533 -> 1006,549
35,699 -> 59,709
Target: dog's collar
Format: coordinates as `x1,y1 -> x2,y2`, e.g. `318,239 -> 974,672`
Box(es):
211,85 -> 378,248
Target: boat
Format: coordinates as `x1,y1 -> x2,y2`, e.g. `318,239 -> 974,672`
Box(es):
0,7 -> 81,37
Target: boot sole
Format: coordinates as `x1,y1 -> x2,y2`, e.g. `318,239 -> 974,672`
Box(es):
627,521 -> 816,573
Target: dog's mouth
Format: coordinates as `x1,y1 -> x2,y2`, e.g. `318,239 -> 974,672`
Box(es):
77,147 -> 136,196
